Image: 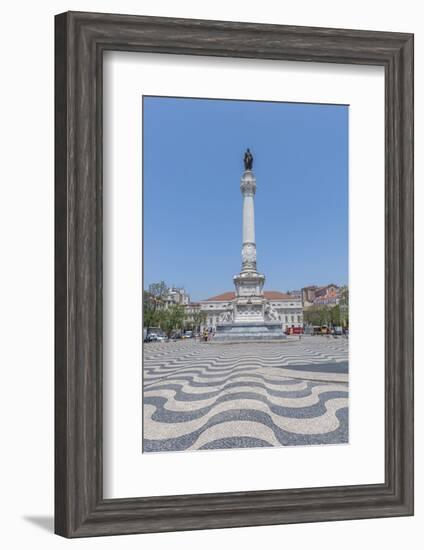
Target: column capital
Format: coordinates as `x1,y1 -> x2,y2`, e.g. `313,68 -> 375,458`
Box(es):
240,170 -> 256,195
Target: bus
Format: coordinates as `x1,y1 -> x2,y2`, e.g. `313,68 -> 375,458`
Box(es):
285,326 -> 304,335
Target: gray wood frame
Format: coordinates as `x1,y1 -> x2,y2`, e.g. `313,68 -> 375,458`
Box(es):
55,11 -> 414,538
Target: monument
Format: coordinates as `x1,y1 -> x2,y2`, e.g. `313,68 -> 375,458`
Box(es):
213,150 -> 286,342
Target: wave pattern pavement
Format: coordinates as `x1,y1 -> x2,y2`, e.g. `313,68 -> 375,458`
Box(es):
143,337 -> 348,453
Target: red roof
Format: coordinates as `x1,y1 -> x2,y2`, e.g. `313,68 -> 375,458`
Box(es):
203,291 -> 292,302
264,291 -> 293,300
203,291 -> 235,302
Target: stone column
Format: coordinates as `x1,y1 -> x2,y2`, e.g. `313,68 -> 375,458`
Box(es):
240,170 -> 257,271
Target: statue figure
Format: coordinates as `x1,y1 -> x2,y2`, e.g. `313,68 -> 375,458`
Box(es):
219,304 -> 233,323
265,303 -> 280,321
244,148 -> 253,170
220,311 -> 229,323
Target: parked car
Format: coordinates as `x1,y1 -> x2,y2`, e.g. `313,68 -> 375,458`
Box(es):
145,327 -> 163,342
145,332 -> 166,342
182,331 -> 193,339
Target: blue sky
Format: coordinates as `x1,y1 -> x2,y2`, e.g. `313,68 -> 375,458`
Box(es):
143,96 -> 348,301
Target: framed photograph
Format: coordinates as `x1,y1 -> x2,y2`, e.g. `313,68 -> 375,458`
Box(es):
55,11 -> 414,537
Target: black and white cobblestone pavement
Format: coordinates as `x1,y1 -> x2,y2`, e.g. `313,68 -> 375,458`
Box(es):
143,336 -> 348,453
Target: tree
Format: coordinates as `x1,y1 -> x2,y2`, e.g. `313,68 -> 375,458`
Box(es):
148,281 -> 168,301
190,310 -> 207,332
338,286 -> 349,327
143,281 -> 169,329
330,305 -> 341,326
339,285 -> 349,305
320,306 -> 331,326
303,306 -> 324,326
160,305 -> 186,337
304,305 -> 333,327
143,291 -> 159,328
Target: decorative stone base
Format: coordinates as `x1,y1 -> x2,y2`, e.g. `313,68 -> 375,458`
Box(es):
212,322 -> 287,343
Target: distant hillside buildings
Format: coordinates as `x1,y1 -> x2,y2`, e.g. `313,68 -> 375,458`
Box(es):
301,284 -> 342,307
165,287 -> 191,306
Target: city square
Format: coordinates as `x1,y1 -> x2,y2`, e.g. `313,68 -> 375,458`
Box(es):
143,336 -> 348,452
143,98 -> 349,452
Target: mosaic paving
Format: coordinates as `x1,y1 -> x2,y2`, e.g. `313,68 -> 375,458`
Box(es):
143,336 -> 348,453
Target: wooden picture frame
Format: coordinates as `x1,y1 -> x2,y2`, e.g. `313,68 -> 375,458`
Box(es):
55,11 -> 414,537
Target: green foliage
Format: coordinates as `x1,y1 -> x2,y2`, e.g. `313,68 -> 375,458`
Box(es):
143,290 -> 161,328
143,281 -> 190,335
303,305 -> 331,326
304,302 -> 348,328
331,305 -> 341,326
339,285 -> 349,306
143,281 -> 169,329
148,281 -> 168,300
190,310 -> 207,331
159,305 -> 187,337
